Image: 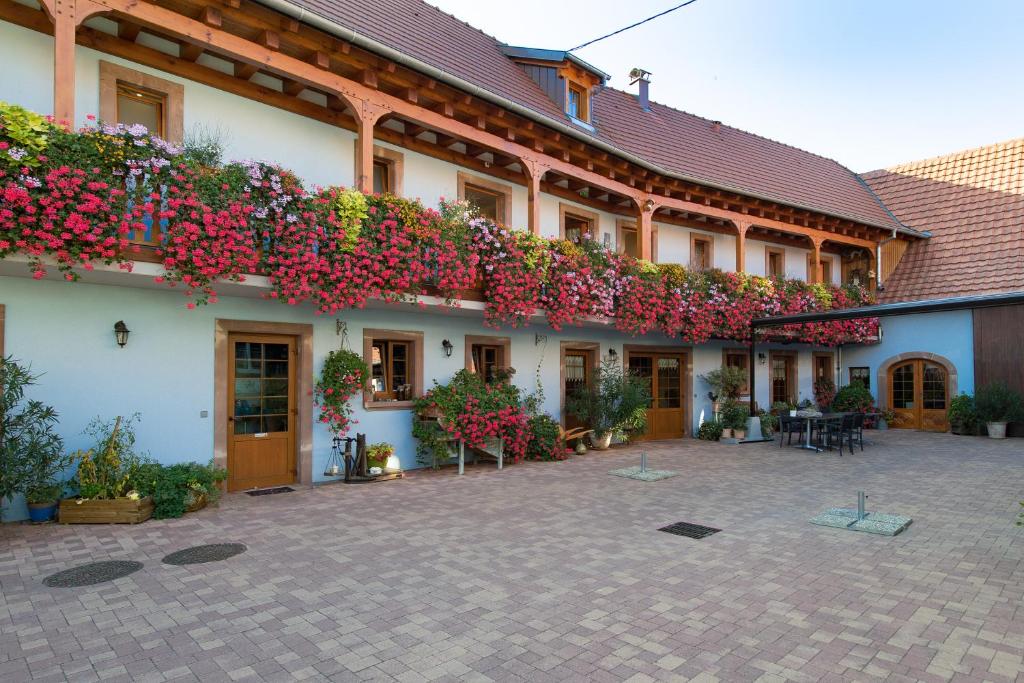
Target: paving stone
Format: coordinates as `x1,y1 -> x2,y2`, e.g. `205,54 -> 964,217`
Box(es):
2,431 -> 1024,681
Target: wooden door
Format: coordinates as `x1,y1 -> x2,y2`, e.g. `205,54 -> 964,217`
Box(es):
228,334 -> 296,491
888,359 -> 948,431
563,350 -> 592,434
770,354 -> 795,405
628,353 -> 686,440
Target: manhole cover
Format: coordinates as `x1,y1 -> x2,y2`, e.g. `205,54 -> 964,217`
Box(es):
162,543 -> 247,565
658,522 -> 721,539
246,486 -> 294,496
43,560 -> 143,587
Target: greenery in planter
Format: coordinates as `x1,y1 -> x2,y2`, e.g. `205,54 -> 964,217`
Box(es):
771,400 -> 797,415
974,381 -> 1024,425
366,443 -> 394,469
832,380 -> 875,414
947,393 -> 979,435
758,410 -> 778,438
135,461 -> 227,519
69,414 -> 150,500
700,365 -> 748,402
697,419 -> 724,441
1,356 -> 65,506
719,399 -> 749,432
25,483 -> 64,505
525,414 -> 565,462
566,358 -> 650,442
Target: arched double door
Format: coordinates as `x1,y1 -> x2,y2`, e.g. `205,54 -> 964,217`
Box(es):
887,358 -> 949,431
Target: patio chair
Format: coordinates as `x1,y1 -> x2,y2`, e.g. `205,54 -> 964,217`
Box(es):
778,415 -> 805,447
851,413 -> 865,451
822,414 -> 856,456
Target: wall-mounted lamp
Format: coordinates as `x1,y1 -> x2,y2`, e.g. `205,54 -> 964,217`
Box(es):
643,198 -> 655,212
757,352 -> 766,366
534,333 -> 547,346
441,339 -> 453,357
114,320 -> 130,348
608,348 -> 618,358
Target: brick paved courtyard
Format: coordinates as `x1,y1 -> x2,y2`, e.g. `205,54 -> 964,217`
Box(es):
2,430 -> 1024,682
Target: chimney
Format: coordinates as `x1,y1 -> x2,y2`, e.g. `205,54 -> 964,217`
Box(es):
629,68 -> 652,111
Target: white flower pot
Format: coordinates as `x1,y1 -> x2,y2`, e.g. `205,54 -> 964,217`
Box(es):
987,421 -> 1007,439
591,432 -> 612,450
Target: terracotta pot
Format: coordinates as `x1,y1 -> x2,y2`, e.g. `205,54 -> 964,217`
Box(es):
591,432 -> 612,450
734,429 -> 746,440
721,428 -> 733,438
987,421 -> 1007,439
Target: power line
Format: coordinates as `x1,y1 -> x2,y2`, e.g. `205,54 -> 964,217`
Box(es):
568,0 -> 700,52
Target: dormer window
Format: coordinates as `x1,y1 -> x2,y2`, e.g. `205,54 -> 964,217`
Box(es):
567,82 -> 589,122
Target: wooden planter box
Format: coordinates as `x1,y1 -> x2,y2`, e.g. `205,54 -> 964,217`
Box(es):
59,497 -> 154,524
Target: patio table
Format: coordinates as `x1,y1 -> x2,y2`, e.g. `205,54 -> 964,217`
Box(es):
793,413 -> 846,452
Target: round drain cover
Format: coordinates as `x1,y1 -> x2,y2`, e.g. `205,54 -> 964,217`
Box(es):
43,560 -> 143,587
162,543 -> 247,565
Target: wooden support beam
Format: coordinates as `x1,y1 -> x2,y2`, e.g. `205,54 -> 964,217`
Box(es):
435,101 -> 454,118
179,43 -> 203,62
117,20 -> 140,42
260,29 -> 279,50
434,133 -> 457,148
281,17 -> 299,33
234,62 -> 258,80
326,93 -> 346,111
808,236 -> 824,283
522,158 -> 546,236
223,0 -> 240,8
734,220 -> 750,273
281,78 -> 304,96
463,143 -> 485,158
201,6 -> 221,27
312,50 -> 329,69
52,0 -> 77,126
403,122 -> 425,137
637,197 -> 655,261
354,102 -> 384,194
360,68 -> 377,89
403,87 -> 418,104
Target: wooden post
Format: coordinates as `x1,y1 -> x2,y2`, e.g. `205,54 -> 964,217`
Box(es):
521,158 -> 546,236
354,100 -> 384,193
809,236 -> 824,284
734,220 -> 750,273
52,0 -> 77,126
637,197 -> 656,261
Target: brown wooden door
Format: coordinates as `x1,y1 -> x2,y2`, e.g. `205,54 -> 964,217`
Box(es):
228,334 -> 296,491
888,359 -> 948,431
629,353 -> 686,440
563,350 -> 592,434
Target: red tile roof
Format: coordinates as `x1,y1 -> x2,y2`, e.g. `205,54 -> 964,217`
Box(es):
286,0 -> 904,231
862,138 -> 1024,302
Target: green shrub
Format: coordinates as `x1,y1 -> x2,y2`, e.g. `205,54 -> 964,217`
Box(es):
700,365 -> 748,401
526,414 -> 564,461
0,356 -> 65,504
759,411 -> 778,437
832,381 -> 874,413
974,382 -> 1024,424
135,461 -> 227,519
697,420 -> 723,441
947,393 -> 979,435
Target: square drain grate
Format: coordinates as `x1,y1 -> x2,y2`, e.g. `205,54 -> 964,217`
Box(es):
246,486 -> 294,496
658,521 -> 721,539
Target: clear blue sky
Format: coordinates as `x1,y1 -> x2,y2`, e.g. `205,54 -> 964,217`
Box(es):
429,0 -> 1024,172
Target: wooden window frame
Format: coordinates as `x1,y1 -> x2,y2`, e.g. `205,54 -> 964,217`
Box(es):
354,142 -> 404,196
99,60 -> 184,143
690,234 -> 713,271
805,253 -> 835,283
457,171 -> 512,225
769,351 -> 798,405
362,329 -> 424,410
813,352 -> 835,385
766,247 -> 786,279
722,348 -> 751,398
849,366 -> 871,391
616,219 -> 638,258
559,203 -> 599,243
464,334 -> 512,381
566,81 -> 590,122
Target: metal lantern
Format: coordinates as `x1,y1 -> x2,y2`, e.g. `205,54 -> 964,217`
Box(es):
113,321 -> 130,348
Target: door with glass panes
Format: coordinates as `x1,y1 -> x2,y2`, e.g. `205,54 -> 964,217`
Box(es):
628,352 -> 687,440
888,359 -> 948,431
228,335 -> 296,490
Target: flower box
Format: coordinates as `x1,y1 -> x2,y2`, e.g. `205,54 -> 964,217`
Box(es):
59,497 -> 153,524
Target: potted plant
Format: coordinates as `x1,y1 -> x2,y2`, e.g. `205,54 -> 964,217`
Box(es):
813,378 -> 837,411
1,356 -> 65,523
61,415 -> 155,524
720,399 -> 749,440
697,419 -> 724,441
133,460 -> 227,518
974,381 -> 1024,439
701,366 -> 747,415
566,358 -> 650,450
947,393 -> 979,435
876,408 -> 895,430
367,442 -> 395,471
25,482 -> 63,522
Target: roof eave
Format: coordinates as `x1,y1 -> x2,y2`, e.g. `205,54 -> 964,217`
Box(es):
254,0 -> 914,237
